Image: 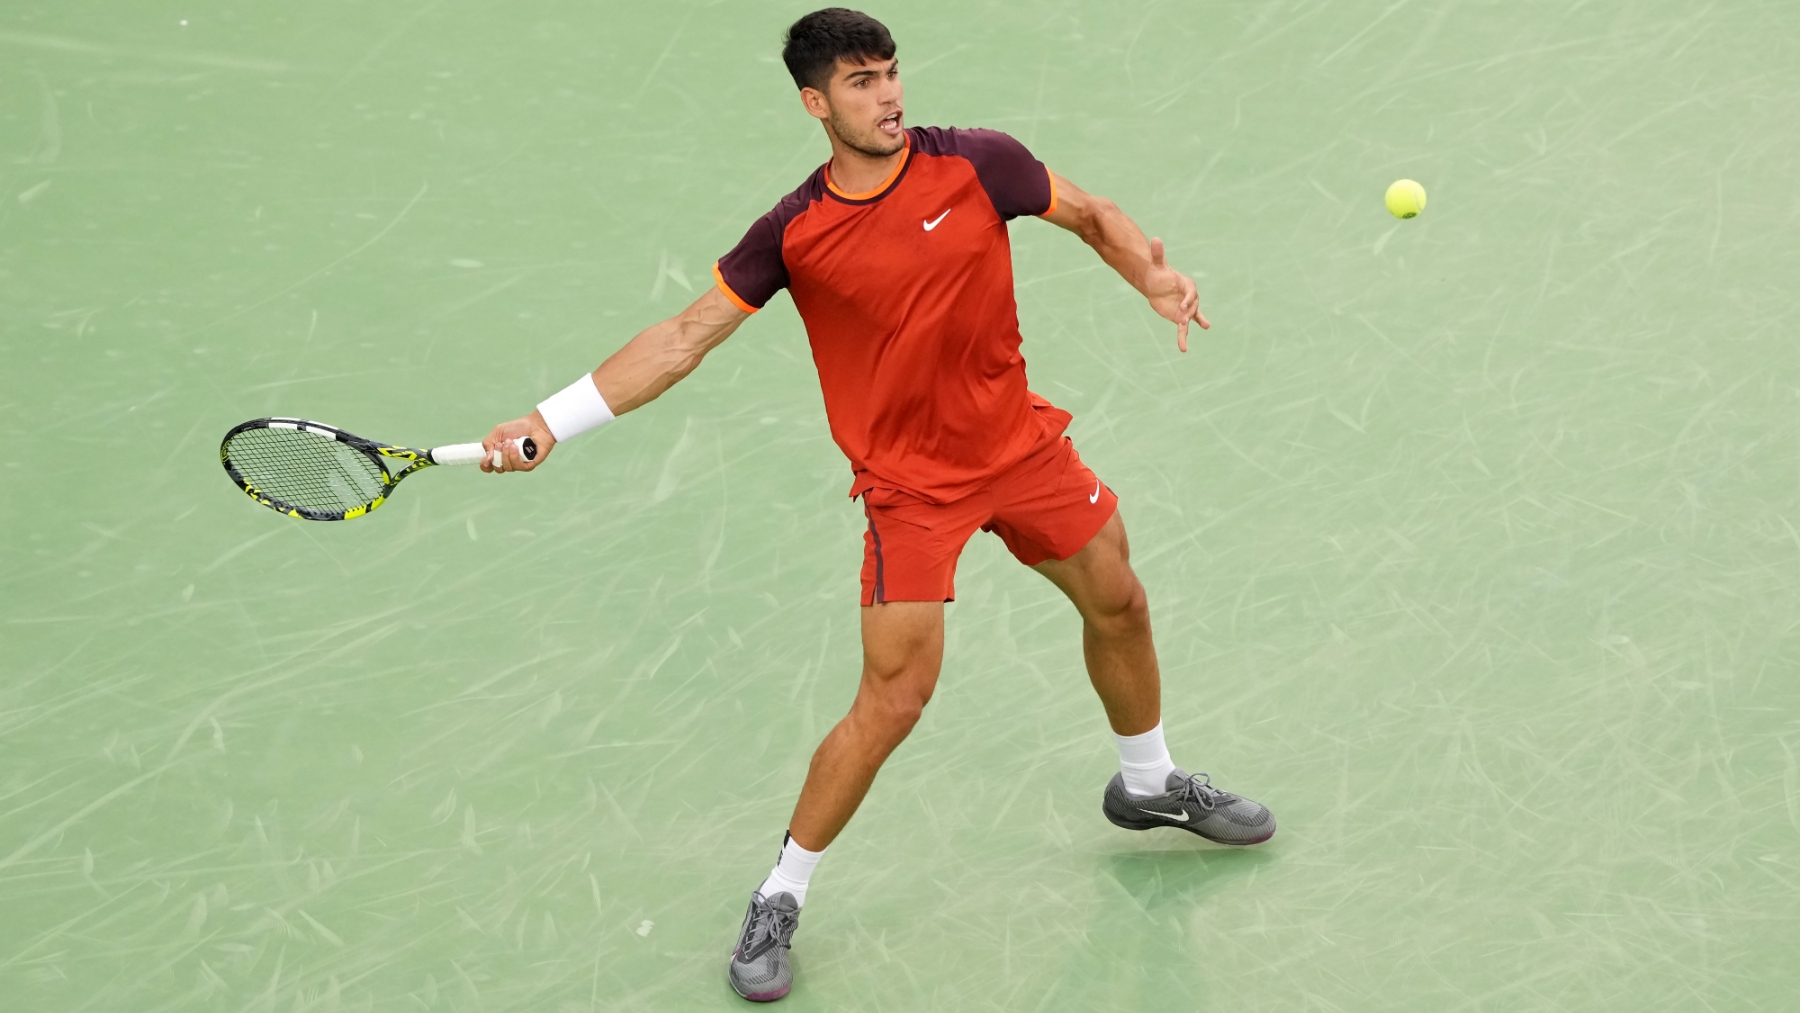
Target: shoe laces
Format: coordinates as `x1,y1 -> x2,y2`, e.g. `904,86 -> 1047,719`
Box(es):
738,893 -> 798,962
1172,772 -> 1234,812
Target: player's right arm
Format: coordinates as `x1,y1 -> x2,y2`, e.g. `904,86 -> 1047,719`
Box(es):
480,284 -> 751,472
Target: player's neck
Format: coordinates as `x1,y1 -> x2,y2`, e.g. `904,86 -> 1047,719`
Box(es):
825,137 -> 906,197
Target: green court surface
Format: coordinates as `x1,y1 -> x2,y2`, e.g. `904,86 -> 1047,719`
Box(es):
4,1 -> 1798,1009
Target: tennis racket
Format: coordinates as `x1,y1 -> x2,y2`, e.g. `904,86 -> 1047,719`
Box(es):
220,417 -> 536,521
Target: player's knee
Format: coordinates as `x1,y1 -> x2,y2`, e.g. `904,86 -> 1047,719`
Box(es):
1088,578 -> 1150,639
857,658 -> 936,731
878,688 -> 929,735
854,681 -> 931,743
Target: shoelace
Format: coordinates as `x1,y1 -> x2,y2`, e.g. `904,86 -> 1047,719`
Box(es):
1172,772 -> 1235,812
738,894 -> 798,962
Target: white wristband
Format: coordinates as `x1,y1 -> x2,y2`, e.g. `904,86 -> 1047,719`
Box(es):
536,373 -> 615,442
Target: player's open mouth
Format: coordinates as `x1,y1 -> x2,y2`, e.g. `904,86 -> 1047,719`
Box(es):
878,112 -> 902,136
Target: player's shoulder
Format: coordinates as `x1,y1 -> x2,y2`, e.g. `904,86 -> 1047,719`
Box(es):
765,166 -> 829,221
908,126 -> 1052,220
909,125 -> 1030,159
735,166 -> 830,247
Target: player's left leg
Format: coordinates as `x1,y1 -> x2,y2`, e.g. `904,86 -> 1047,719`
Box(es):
971,431 -> 1274,846
1031,511 -> 1276,845
1029,510 -> 1160,737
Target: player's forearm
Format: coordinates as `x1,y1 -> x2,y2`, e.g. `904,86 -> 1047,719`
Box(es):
1076,198 -> 1159,297
590,319 -> 706,414
507,289 -> 747,461
590,295 -> 748,415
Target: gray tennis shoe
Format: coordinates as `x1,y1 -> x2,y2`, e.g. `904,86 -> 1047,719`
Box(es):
727,891 -> 800,1002
1102,768 -> 1276,845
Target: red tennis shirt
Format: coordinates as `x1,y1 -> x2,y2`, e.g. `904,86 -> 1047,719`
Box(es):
713,126 -> 1070,504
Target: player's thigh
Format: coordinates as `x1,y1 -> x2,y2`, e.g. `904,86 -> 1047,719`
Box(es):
860,487 -> 985,606
986,436 -> 1118,575
1031,511 -> 1144,622
859,600 -> 945,685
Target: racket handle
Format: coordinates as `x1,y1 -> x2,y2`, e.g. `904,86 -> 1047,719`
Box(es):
432,437 -> 538,467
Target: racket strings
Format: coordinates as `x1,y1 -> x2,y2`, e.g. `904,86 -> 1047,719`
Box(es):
224,427 -> 388,514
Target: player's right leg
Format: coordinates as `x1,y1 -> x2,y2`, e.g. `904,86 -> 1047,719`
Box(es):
791,600 -> 945,848
727,602 -> 947,1002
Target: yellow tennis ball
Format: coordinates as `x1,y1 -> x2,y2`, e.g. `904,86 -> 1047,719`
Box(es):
1386,179 -> 1427,219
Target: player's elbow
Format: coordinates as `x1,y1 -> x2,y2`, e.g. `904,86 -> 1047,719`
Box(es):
1075,196 -> 1119,245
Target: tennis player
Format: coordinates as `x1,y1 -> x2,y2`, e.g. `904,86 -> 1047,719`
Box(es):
481,9 -> 1274,1002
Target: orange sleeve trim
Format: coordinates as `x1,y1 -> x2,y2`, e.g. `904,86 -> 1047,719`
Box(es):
1041,167 -> 1059,217
712,262 -> 759,314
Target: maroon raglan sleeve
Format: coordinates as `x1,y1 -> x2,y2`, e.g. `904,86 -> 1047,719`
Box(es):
714,174 -> 824,312
714,211 -> 788,313
941,127 -> 1056,220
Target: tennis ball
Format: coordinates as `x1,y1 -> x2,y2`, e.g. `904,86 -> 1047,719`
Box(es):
1386,179 -> 1427,219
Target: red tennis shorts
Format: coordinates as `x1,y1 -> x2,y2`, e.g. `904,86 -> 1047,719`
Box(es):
858,436 -> 1119,605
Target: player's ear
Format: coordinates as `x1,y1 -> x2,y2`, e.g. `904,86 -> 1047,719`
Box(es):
799,85 -> 830,122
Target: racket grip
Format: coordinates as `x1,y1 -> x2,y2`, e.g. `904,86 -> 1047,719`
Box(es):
432,437 -> 537,467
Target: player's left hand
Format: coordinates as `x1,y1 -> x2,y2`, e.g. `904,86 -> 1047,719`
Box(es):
481,412 -> 557,473
1143,237 -> 1210,352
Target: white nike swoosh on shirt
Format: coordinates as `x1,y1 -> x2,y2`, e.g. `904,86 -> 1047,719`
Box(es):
1137,806 -> 1189,822
923,209 -> 952,231
1089,479 -> 1101,504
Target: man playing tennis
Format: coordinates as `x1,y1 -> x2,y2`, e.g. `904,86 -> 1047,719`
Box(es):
481,9 -> 1274,1002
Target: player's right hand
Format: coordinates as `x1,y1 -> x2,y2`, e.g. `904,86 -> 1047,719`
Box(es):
481,412 -> 557,473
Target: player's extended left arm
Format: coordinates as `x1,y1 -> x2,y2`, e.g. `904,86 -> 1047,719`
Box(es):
480,285 -> 751,472
1040,172 -> 1210,352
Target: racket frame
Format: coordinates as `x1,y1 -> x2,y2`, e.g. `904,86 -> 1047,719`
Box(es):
221,417 -> 448,521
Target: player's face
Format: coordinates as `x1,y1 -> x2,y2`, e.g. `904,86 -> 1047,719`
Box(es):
814,57 -> 904,158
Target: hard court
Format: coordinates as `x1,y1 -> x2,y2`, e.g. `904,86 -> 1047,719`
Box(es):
2,2 -> 1797,1010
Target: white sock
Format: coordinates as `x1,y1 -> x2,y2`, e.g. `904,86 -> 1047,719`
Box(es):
1115,722 -> 1177,797
757,833 -> 825,908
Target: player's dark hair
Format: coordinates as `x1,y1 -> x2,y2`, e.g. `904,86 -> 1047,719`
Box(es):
782,9 -> 896,92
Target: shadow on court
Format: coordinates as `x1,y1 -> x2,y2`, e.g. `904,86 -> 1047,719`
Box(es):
1099,845 -> 1276,912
